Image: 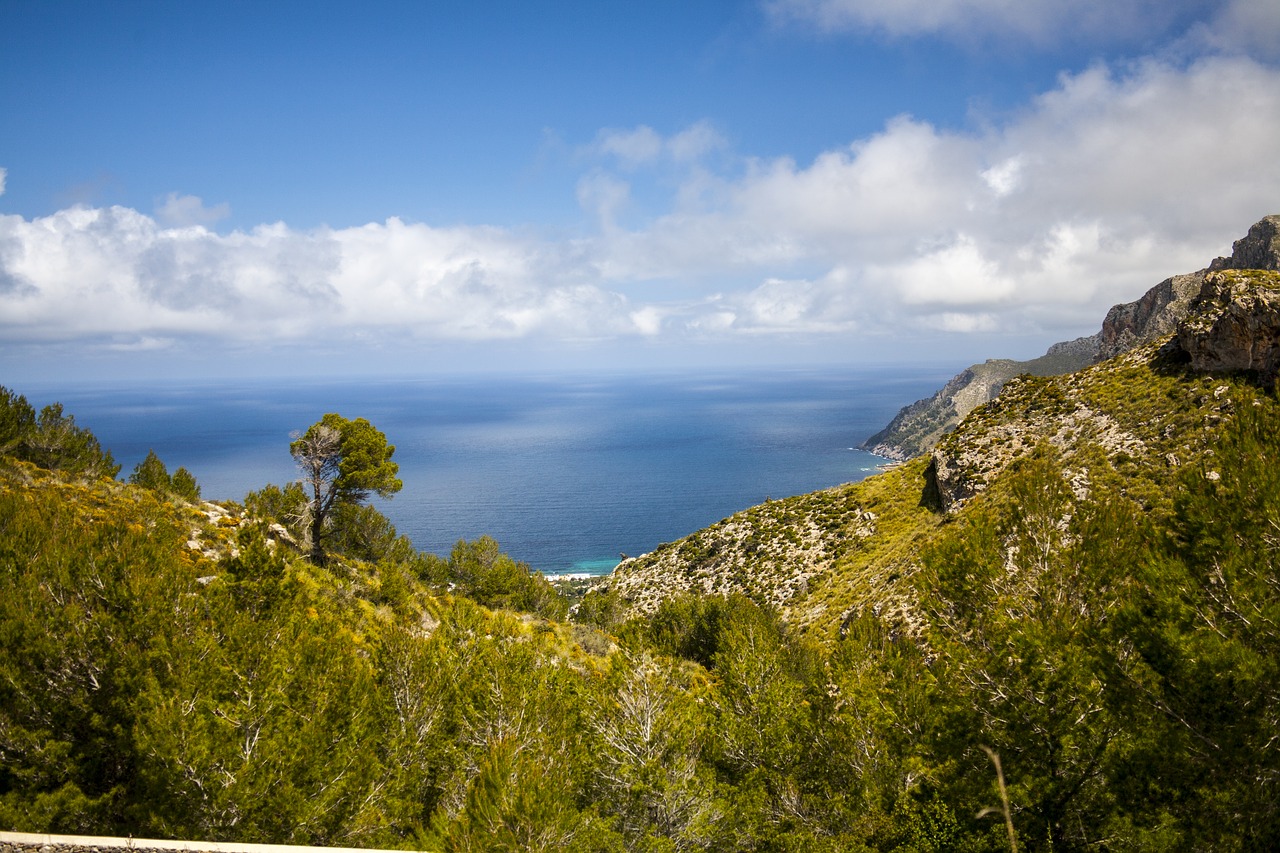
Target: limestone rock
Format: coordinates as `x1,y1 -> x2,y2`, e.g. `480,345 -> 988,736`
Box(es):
862,346 -> 1098,461
862,362 -> 1013,462
1095,271 -> 1205,361
595,485 -> 879,618
927,393 -> 1146,513
1177,269 -> 1280,378
1209,214 -> 1280,272
865,215 -> 1280,460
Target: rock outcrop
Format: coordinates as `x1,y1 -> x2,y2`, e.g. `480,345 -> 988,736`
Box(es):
1178,269 -> 1280,378
1210,214 -> 1280,272
861,344 -> 1101,462
861,361 -> 1018,462
1094,271 -> 1205,361
594,485 -> 880,617
864,216 -> 1280,461
925,363 -> 1149,514
927,266 -> 1280,513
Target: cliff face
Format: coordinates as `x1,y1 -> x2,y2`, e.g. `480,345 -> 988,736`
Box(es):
1094,271 -> 1204,361
925,266 -> 1280,513
860,361 -> 1019,462
862,215 -> 1280,461
1210,214 -> 1280,272
1178,269 -> 1280,378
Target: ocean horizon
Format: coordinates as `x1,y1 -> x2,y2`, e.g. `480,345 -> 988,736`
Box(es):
20,366 -> 949,577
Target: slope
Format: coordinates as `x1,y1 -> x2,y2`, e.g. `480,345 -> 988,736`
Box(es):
861,214 -> 1280,461
585,266 -> 1280,642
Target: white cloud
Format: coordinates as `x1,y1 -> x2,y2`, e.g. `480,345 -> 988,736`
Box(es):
594,126 -> 664,168
668,121 -> 729,163
576,171 -> 632,229
0,167 -> 6,197
155,192 -> 231,227
981,157 -> 1022,198
0,207 -> 626,347
106,336 -> 176,352
765,0 -> 1220,46
766,0 -> 1280,65
2,57 -> 1278,363
1187,0 -> 1280,60
925,312 -> 1000,333
629,306 -> 667,336
881,236 -> 1016,308
593,55 -> 1280,339
590,121 -> 728,169
732,115 -> 980,248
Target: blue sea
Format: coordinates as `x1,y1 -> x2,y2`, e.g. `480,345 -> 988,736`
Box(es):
21,368 -> 946,577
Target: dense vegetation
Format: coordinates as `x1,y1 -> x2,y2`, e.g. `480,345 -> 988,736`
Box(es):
1,341 -> 1278,851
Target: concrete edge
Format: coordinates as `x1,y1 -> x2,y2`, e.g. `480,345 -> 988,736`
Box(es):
0,832 -> 398,853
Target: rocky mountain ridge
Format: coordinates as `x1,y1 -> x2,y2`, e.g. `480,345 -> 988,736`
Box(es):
926,265 -> 1278,513
585,216 -> 1280,633
862,214 -> 1280,461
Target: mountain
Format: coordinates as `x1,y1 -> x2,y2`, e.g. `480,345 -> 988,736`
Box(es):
5,217 -> 1280,850
861,214 -> 1280,461
571,233 -> 1280,846
585,216 -> 1280,635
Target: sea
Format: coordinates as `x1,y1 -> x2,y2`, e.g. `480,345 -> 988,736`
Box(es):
21,367 -> 948,578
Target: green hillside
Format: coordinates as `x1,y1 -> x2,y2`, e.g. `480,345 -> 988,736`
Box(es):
2,269 -> 1280,850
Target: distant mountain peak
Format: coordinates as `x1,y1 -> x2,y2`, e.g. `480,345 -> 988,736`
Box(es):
862,215 -> 1280,461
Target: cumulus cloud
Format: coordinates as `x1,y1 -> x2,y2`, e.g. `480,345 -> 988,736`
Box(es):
1186,0 -> 1280,60
590,121 -> 727,169
882,236 -> 1017,308
155,192 -> 231,227
0,167 -> 6,197
0,206 -> 625,348
2,56 -> 1278,361
594,55 -> 1280,338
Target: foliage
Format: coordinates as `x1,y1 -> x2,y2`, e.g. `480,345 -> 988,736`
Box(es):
0,386 -> 119,478
290,413 -> 403,564
0,385 -> 36,454
440,536 -> 568,621
129,449 -> 201,502
1111,394 -> 1280,848
244,481 -> 308,523
4,342 -> 1280,850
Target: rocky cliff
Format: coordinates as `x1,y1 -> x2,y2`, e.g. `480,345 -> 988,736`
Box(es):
589,215 -> 1280,630
862,215 -> 1280,461
1178,268 -> 1280,378
860,343 -> 1096,462
926,265 -> 1280,513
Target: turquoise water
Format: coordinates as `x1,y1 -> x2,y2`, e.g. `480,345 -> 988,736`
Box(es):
24,367 -> 947,576
568,558 -> 625,576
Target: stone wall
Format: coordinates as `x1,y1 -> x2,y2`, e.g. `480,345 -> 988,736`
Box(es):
0,832 -> 394,853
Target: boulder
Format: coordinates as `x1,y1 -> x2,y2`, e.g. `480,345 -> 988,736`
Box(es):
1177,269 -> 1280,378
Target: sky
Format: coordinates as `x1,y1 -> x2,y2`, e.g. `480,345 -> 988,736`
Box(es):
2,0 -> 1280,382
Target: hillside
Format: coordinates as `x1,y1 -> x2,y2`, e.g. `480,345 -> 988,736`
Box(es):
862,214 -> 1280,461
583,270 -> 1278,635
4,234 -> 1280,849
570,260 -> 1280,848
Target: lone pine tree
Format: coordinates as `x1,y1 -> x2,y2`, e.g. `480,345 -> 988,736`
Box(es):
290,413 -> 402,564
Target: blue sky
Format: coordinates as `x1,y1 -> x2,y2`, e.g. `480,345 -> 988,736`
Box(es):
3,0 -> 1279,380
